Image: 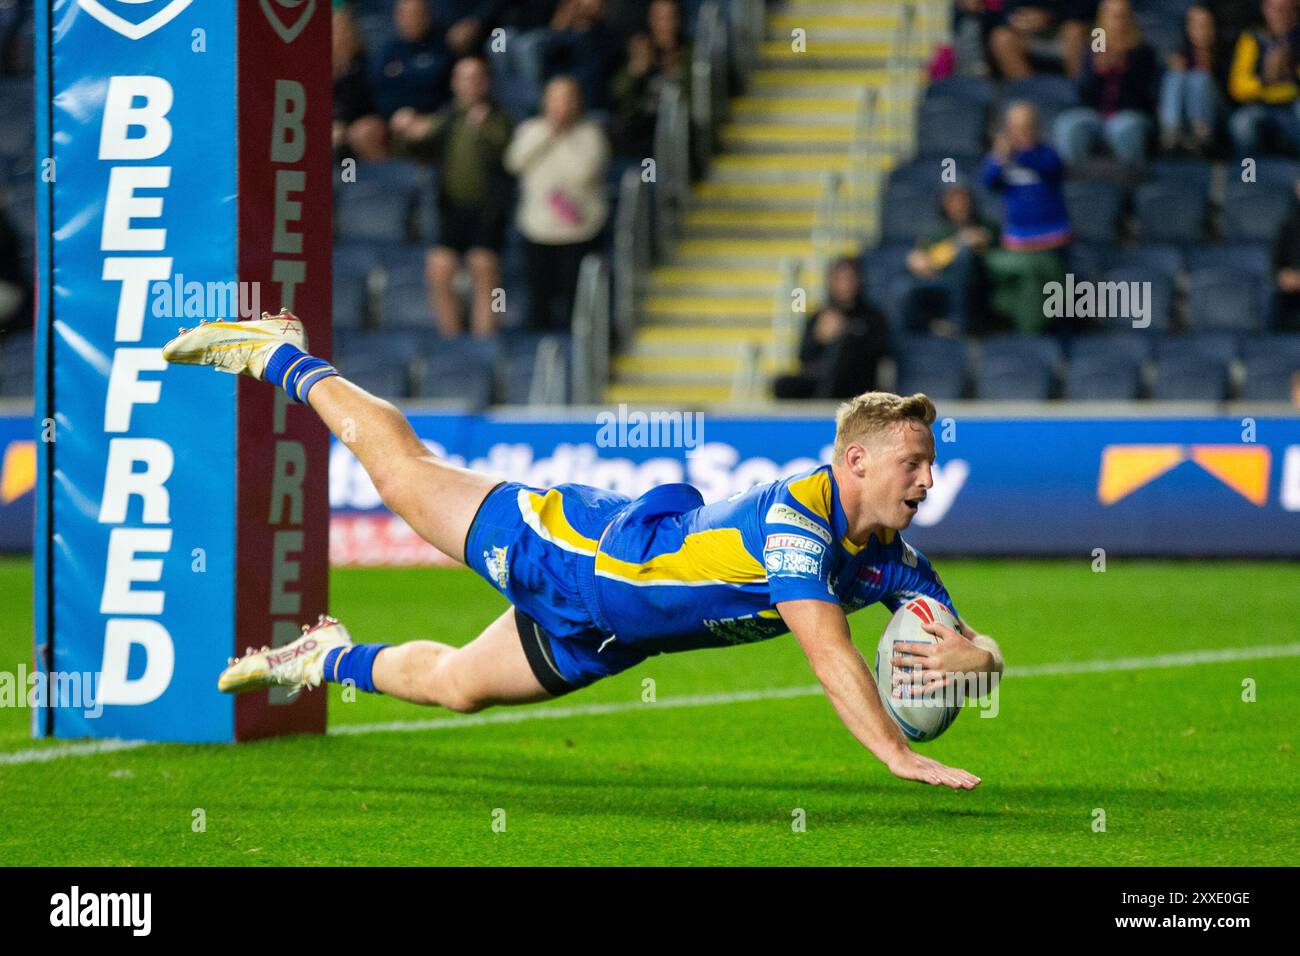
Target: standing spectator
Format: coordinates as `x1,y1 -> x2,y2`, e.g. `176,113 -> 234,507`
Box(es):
505,76 -> 611,331
1227,0 -> 1300,156
373,0 -> 453,122
1159,3 -> 1231,155
434,0 -> 502,58
987,1 -> 1096,80
611,0 -> 691,161
391,56 -> 515,338
1052,0 -> 1160,166
980,102 -> 1072,333
540,0 -> 622,114
902,183 -> 998,334
1270,176 -> 1300,330
773,258 -> 891,400
334,5 -> 386,162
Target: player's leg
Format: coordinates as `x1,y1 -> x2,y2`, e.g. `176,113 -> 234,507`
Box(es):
304,375 -> 497,563
370,607 -> 553,712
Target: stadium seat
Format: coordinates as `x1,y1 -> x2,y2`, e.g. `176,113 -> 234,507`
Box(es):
332,247 -> 374,331
376,246 -> 436,329
1063,179 -> 1126,242
1154,332 -> 1240,369
1118,244 -> 1185,279
1068,333 -> 1153,367
973,335 -> 1061,399
894,336 -> 968,400
1065,241 -> 1115,282
1185,268 -> 1265,332
1150,353 -> 1230,401
332,330 -> 423,399
1062,352 -> 1142,400
1240,356 -> 1298,400
334,160 -> 422,244
880,180 -> 944,244
1146,158 -> 1213,193
1221,183 -> 1295,243
1134,181 -> 1207,244
501,332 -> 572,404
410,338 -> 500,408
1184,242 -> 1271,279
915,97 -> 986,159
0,330 -> 34,398
922,76 -> 997,110
1001,76 -> 1080,126
1097,266 -> 1174,332
1248,157 -> 1300,189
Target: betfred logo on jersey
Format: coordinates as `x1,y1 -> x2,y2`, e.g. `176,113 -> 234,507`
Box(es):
764,533 -> 824,555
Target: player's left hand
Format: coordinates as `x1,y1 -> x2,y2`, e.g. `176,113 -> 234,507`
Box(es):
891,622 -> 993,690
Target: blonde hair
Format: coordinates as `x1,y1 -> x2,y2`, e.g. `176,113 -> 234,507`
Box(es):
833,391 -> 936,461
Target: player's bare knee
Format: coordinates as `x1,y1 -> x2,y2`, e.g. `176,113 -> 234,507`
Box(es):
431,654 -> 486,714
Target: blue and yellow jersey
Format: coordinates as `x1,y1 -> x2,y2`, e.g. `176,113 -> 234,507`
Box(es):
588,464 -> 956,654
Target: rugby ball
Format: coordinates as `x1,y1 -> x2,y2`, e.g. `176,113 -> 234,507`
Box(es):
873,595 -> 962,742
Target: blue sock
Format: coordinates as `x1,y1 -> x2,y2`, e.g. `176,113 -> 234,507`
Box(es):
323,644 -> 390,694
264,344 -> 339,404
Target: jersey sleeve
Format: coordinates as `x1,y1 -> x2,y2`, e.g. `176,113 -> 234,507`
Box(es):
880,537 -> 958,618
758,488 -> 838,605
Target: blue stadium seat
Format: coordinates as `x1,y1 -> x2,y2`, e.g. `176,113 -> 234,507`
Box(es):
1063,179 -> 1126,242
334,160 -> 423,244
973,335 -> 1061,399
1147,158 -> 1213,193
1099,266 -> 1174,332
1241,333 -> 1300,365
0,330 -> 34,398
915,98 -> 986,159
411,338 -> 500,408
1062,352 -> 1142,400
501,332 -> 572,404
1150,353 -> 1229,400
1134,181 -> 1207,243
1117,244 -> 1185,279
1185,242 -> 1271,279
1068,333 -> 1153,367
1221,183 -> 1295,243
376,246 -> 436,329
1065,241 -> 1115,282
1185,268 -> 1265,332
880,180 -> 944,244
333,247 -> 373,331
1240,356 -> 1298,400
923,77 -> 997,109
332,330 -> 423,399
1002,76 -> 1080,126
1154,332 -> 1240,367
895,336 -> 968,400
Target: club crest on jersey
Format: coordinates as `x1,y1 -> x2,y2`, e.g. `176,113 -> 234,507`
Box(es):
764,503 -> 831,544
483,546 -> 509,590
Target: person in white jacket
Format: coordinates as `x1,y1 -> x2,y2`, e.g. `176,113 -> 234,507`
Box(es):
504,75 -> 611,331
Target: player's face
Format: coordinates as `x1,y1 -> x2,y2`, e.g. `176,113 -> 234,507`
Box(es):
863,421 -> 935,530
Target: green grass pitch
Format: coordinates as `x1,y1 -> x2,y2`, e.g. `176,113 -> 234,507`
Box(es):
0,556 -> 1296,866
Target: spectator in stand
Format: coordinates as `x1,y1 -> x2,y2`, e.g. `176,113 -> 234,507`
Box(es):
611,0 -> 691,161
773,257 -> 891,400
902,183 -> 998,335
1052,0 -> 1160,166
391,56 -> 515,338
373,0 -> 454,124
1228,0 -> 1300,156
505,75 -> 610,331
434,0 -> 502,59
987,1 -> 1095,80
333,5 -> 386,162
0,199 -> 27,334
980,101 -> 1072,334
1159,3 -> 1231,155
1269,175 -> 1300,330
540,0 -> 622,114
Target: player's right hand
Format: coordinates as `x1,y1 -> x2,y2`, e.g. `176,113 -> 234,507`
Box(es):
885,749 -> 981,790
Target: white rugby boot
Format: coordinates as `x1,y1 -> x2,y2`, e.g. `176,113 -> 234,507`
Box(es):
217,615 -> 353,700
161,307 -> 306,378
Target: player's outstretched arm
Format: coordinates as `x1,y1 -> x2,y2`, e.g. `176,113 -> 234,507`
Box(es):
779,599 -> 981,791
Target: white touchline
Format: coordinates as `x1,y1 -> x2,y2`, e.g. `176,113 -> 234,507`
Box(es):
2,642 -> 1298,766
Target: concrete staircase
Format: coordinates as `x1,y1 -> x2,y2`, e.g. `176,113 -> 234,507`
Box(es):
606,0 -> 929,406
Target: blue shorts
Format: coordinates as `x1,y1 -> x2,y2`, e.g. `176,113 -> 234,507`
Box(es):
464,481 -> 650,694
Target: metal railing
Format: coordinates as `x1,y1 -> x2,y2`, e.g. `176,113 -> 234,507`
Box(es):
730,0 -> 767,85
612,166 -> 652,347
692,0 -> 730,177
652,80 -> 691,262
570,253 -> 611,405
